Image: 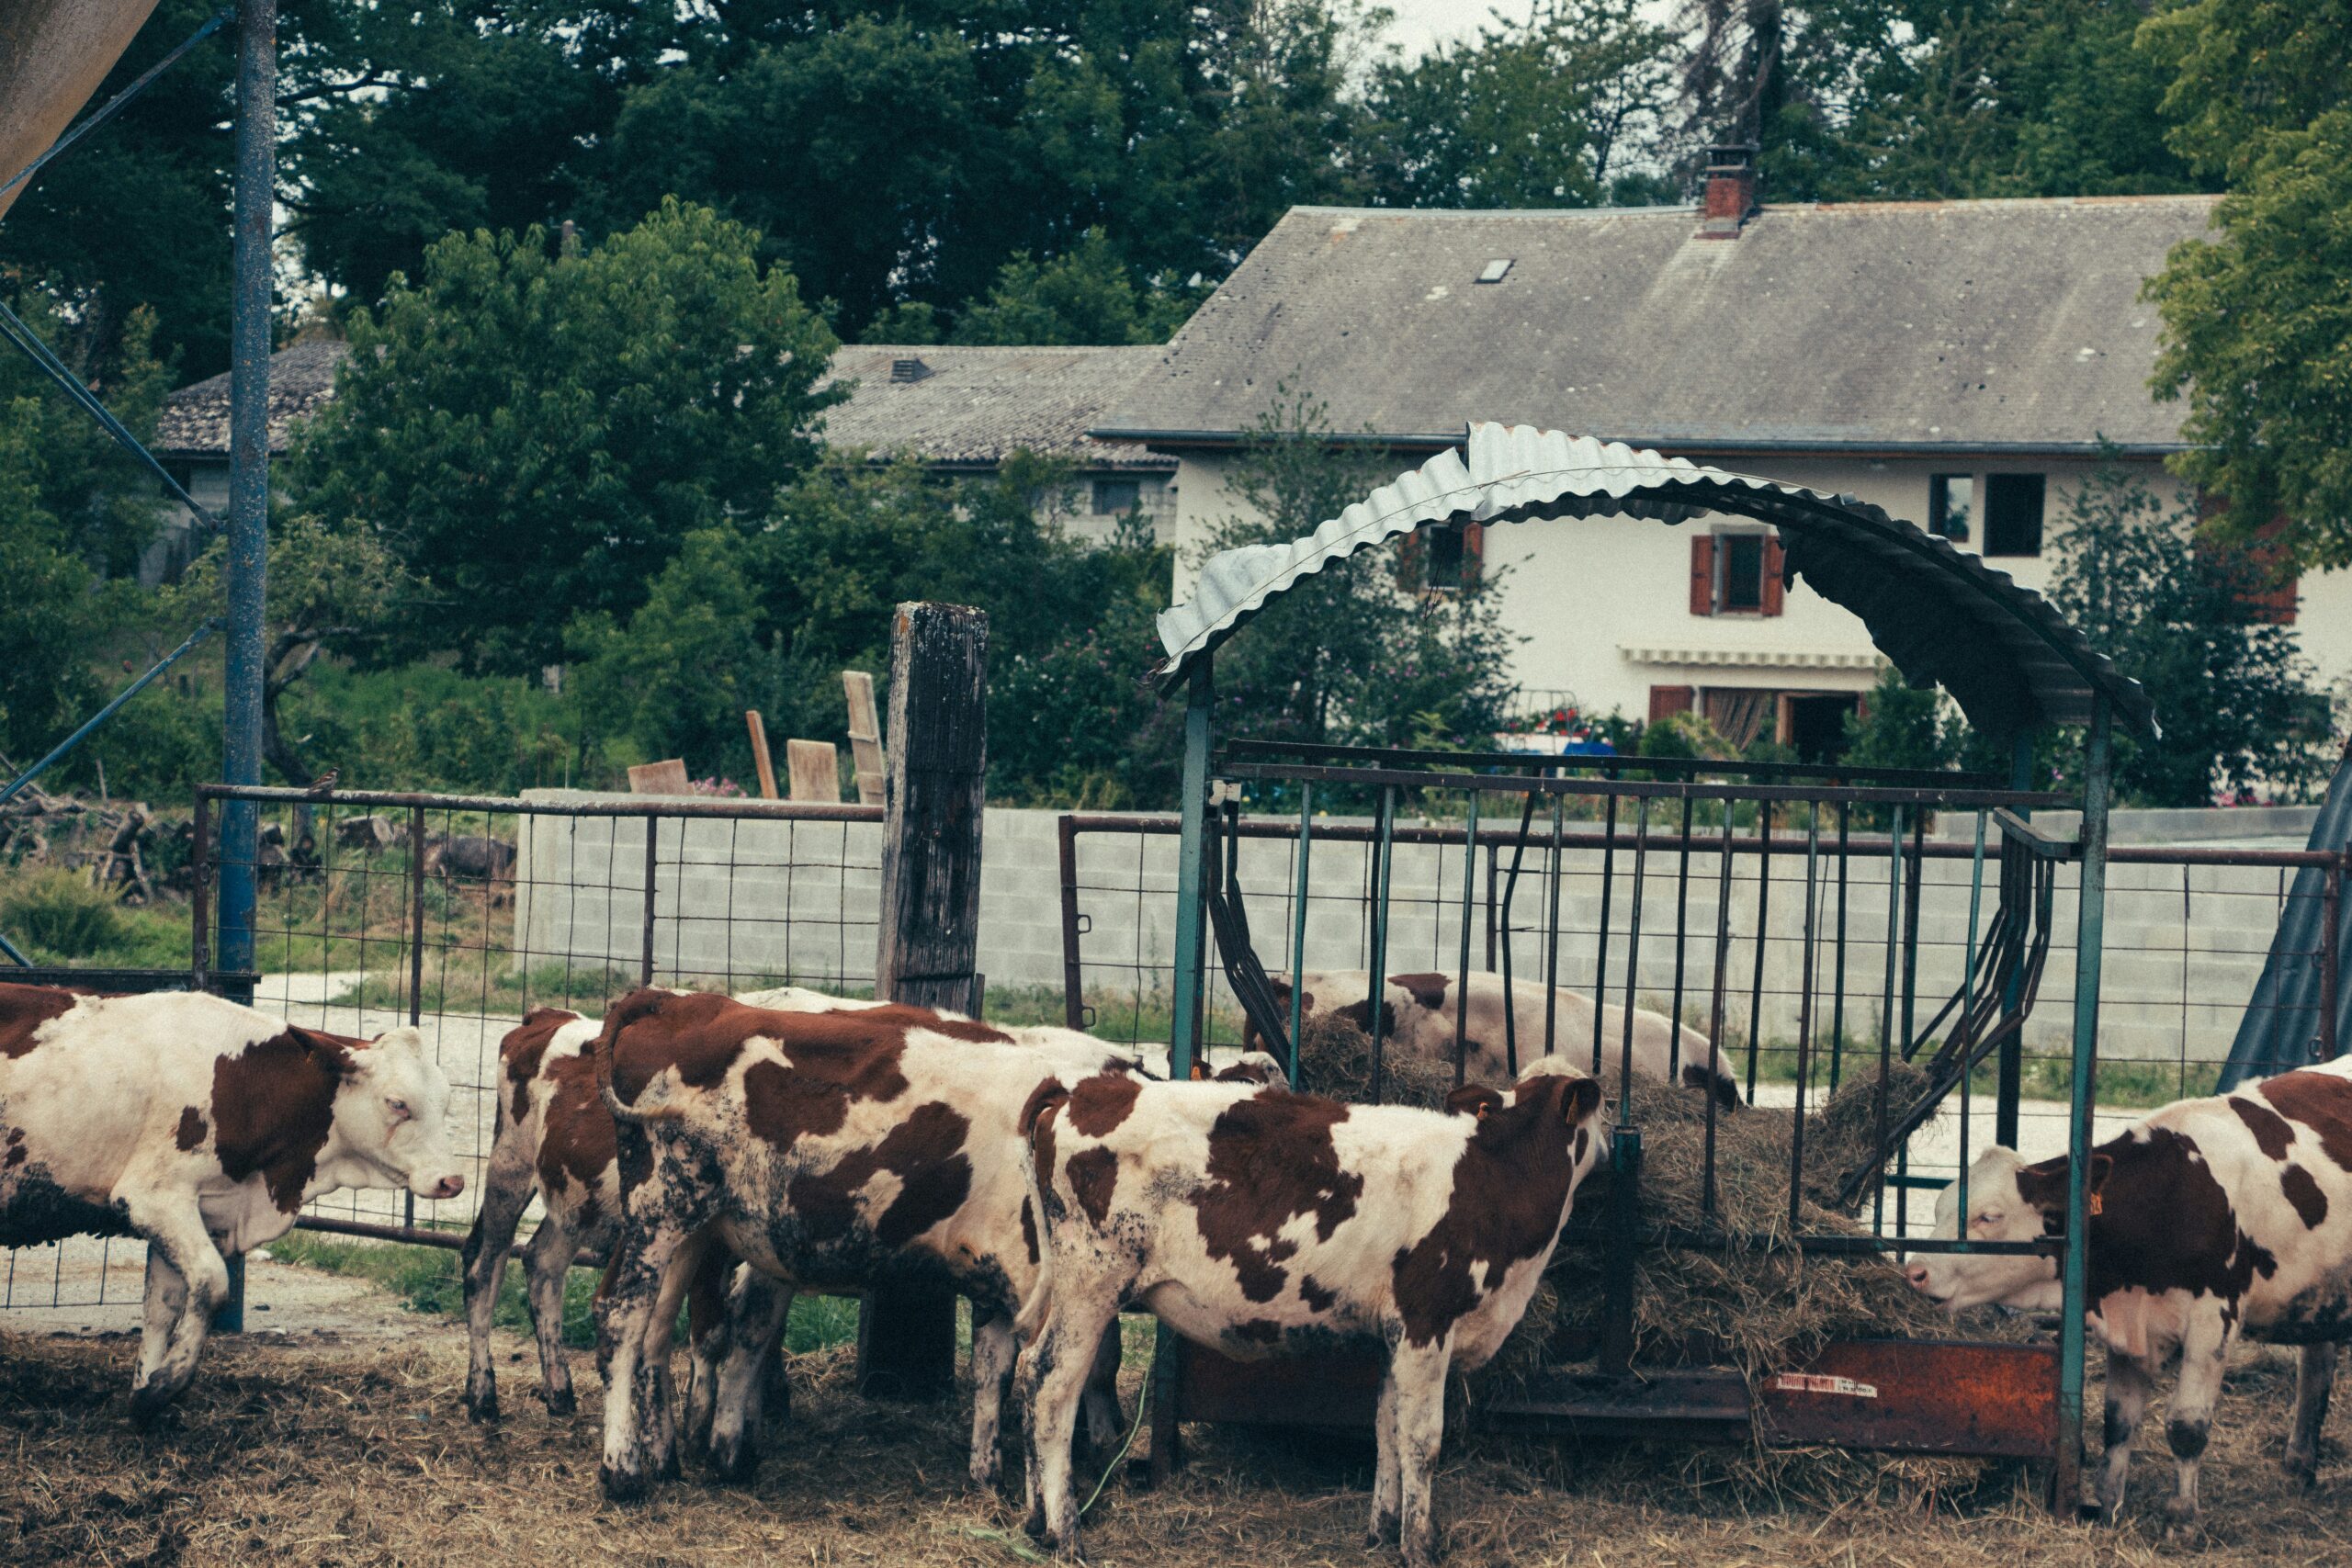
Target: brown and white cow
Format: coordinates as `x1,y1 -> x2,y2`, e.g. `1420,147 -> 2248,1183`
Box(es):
1907,1056 -> 2352,1523
589,987 -> 1276,1496
0,983 -> 463,1419
459,990 -> 1215,1453
1017,1055 -> 1608,1565
1255,968 -> 1740,1109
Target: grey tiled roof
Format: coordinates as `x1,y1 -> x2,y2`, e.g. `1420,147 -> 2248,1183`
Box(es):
153,339 -> 352,458
153,337 -> 1173,472
1100,196 -> 2221,453
821,344 -> 1173,470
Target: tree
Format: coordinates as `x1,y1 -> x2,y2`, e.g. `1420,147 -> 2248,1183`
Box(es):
287,199 -> 841,675
1200,387 -> 1523,773
2045,460 -> 2329,807
2140,0 -> 2352,568
950,229 -> 1193,345
1360,0 -> 1677,209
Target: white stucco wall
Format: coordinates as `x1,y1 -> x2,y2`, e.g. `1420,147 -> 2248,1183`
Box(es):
1170,449 -> 2352,731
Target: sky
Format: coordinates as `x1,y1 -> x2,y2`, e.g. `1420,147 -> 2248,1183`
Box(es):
1382,0 -> 1499,59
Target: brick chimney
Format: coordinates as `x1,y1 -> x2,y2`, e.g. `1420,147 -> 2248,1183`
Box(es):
1699,144 -> 1758,239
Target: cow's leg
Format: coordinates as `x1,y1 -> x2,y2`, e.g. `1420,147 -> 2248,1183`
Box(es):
2161,1311 -> 2234,1526
458,1150 -> 537,1422
706,1270 -> 794,1483
125,1202 -> 230,1424
971,1309 -> 1018,1490
2097,1345 -> 2156,1523
1387,1339 -> 1453,1568
520,1209 -> 580,1416
597,1213 -> 707,1501
2286,1342 -> 2339,1485
135,1246 -> 188,1407
1367,1359 -> 1403,1547
1017,1288 -> 1122,1555
681,1243 -> 737,1459
1080,1318 -> 1125,1454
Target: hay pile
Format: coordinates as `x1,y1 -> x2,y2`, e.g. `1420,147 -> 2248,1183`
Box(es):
1294,1008 -> 1460,1111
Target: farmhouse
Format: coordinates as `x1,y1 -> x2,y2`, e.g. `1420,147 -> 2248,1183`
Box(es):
146,340 -> 1173,581
1097,164 -> 2352,751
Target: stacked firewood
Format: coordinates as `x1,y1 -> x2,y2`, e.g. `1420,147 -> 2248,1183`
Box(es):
0,778 -> 182,904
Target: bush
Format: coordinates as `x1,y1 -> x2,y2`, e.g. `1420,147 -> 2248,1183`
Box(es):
0,869 -> 125,958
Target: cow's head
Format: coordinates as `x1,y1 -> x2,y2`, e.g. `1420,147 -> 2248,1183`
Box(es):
1905,1145 -> 2106,1311
329,1026 -> 466,1201
1506,1055 -> 1610,1189
1212,1051 -> 1287,1087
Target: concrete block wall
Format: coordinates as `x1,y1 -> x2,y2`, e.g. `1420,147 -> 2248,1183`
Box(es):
514,794 -> 2319,1069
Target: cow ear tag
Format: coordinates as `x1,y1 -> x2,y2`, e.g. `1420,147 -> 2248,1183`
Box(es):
1476,1103 -> 1489,1120
1189,1061 -> 1207,1081
2087,1191 -> 2103,1218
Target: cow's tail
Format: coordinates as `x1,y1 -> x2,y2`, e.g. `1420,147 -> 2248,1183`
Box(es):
594,987 -> 688,1125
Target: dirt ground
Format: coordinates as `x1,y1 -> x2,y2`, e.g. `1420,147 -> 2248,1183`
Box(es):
6,1269 -> 2352,1568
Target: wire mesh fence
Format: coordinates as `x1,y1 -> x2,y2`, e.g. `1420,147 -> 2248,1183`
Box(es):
1059,794 -> 2345,1244
1,784 -> 885,1311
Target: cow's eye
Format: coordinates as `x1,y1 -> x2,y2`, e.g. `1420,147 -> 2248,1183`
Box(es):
386,1098 -> 410,1121
1973,1211 -> 1998,1227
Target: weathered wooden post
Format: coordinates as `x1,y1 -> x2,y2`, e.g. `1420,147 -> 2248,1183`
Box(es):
858,602 -> 988,1400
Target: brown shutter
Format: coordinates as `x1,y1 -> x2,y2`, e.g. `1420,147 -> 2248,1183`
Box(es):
1760,535 -> 1786,616
1689,535 -> 1715,616
1461,523 -> 1485,587
1648,685 -> 1695,723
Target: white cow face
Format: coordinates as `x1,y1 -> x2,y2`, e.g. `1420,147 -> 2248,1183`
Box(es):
334,1027 -> 466,1201
1904,1145 -> 2094,1312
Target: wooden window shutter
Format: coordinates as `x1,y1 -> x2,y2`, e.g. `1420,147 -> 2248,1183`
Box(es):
1760,535 -> 1786,616
1689,535 -> 1715,616
1462,523 -> 1486,586
1649,685 -> 1695,723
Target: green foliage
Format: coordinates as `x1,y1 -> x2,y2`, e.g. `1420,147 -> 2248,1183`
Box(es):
2145,107 -> 2352,570
2138,0 -> 2352,179
1840,669 -> 1962,773
0,870 -> 126,959
2046,461 -> 2330,806
1637,709 -> 1738,761
950,230 -> 1193,346
1358,0 -> 1676,208
275,663 -> 577,796
1202,388 -> 1523,798
288,199 -> 841,675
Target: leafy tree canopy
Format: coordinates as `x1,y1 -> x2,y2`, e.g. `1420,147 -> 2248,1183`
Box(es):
287,198 -> 841,675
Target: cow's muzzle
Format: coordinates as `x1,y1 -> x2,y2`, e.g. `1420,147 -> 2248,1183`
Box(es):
413,1171 -> 467,1201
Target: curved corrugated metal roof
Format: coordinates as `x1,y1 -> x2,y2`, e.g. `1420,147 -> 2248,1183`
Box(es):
1153,422 -> 2157,739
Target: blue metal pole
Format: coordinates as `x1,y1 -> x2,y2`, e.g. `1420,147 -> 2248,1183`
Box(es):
1167,660 -> 1215,1080
2055,695 -> 2113,1517
211,0 -> 277,1336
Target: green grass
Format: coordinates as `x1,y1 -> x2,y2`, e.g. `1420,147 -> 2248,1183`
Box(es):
266,1233 -> 864,1353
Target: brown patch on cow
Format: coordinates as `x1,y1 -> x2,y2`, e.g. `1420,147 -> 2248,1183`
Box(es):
174,1107 -> 208,1151
209,1026 -> 361,1213
1391,1073 -> 1601,1348
785,1100 -> 974,1247
2282,1164 -> 2330,1229
1682,1063 -> 1743,1110
4,1129 -> 24,1170
2230,1096 -> 2296,1161
1298,1274 -> 1338,1313
2260,1070 -> 2352,1172
1388,973 -> 1451,1011
0,984 -> 79,1059
1193,1092 -> 1364,1303
2022,1129 -> 2280,1313
1017,1077 -> 1069,1138
1021,1194 -> 1040,1264
537,1051 -> 618,1197
502,1008 -> 581,1124
1066,1146 -> 1119,1226
1066,1073 -> 1142,1137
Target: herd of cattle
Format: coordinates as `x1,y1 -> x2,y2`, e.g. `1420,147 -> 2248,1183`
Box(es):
5,970 -> 2352,1556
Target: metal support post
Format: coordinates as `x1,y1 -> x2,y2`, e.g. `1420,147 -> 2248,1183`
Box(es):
2053,697 -> 2113,1517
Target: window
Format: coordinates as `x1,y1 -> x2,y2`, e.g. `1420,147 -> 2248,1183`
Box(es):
1476,258 -> 1513,284
1091,479 -> 1140,516
1425,525 -> 1465,588
1928,474 -> 1973,541
1688,532 -> 1784,616
1983,473 -> 2044,556
1404,524 -> 1480,591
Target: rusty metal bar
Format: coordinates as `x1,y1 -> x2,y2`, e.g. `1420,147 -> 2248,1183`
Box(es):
1057,815 -> 1088,1030
640,816 -> 659,986
1787,805 -> 1820,1235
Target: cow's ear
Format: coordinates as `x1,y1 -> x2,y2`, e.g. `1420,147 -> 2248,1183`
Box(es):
1563,1076 -> 1602,1127
2017,1153 -> 2090,1215
293,1027 -> 357,1077
1445,1085 -> 1502,1120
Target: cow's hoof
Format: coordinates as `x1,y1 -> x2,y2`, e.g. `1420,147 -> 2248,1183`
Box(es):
1023,1502 -> 1047,1540
1366,1510 -> 1400,1548
128,1382 -> 176,1428
542,1384 -> 575,1418
2283,1449 -> 2320,1486
599,1461 -> 652,1504
707,1434 -> 760,1485
466,1386 -> 499,1424
2160,1497 -> 2199,1528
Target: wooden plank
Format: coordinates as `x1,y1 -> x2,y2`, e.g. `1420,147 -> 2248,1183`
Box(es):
786,739 -> 842,803
857,604 -> 987,1402
626,759 -> 691,796
843,670 -> 887,807
744,710 -> 779,799
1758,1339 -> 2058,1459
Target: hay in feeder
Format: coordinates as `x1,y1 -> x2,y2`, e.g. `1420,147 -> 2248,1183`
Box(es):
1292,1007 -> 1459,1111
